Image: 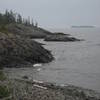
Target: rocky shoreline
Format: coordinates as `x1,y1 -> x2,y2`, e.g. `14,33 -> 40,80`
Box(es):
0,23 -> 90,100
0,71 -> 100,100
4,24 -> 82,42
0,11 -> 99,100
44,34 -> 81,42
0,23 -> 82,68
0,32 -> 53,68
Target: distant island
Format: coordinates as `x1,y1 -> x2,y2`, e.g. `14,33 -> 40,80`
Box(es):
71,26 -> 95,28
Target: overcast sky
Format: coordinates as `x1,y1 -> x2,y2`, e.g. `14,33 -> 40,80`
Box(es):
0,0 -> 100,28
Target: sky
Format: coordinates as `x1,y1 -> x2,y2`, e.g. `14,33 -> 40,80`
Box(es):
0,0 -> 100,28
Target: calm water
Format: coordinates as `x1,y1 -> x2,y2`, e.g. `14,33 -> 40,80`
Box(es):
4,28 -> 100,92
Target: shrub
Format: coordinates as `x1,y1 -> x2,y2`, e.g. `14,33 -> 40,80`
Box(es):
0,71 -> 6,81
0,85 -> 10,98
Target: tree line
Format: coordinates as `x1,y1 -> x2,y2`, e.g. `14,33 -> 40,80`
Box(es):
0,10 -> 38,27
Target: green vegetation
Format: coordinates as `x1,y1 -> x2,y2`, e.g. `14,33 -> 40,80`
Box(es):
0,85 -> 10,99
0,71 -> 10,99
0,71 -> 6,81
0,9 -> 38,27
0,10 -> 39,34
0,25 -> 8,33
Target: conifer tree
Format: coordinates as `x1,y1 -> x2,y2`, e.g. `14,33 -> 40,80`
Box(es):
17,14 -> 22,24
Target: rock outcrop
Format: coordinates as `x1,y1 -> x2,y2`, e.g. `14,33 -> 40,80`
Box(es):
2,24 -> 81,42
0,32 -> 53,67
44,34 -> 81,42
5,24 -> 53,38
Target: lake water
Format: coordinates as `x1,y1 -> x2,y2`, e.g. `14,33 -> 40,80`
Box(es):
4,28 -> 100,92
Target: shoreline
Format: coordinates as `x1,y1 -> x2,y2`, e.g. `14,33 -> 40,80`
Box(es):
1,69 -> 100,100
1,73 -> 100,100
3,61 -> 100,93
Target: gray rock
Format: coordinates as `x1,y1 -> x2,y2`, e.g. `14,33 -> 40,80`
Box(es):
0,32 -> 53,67
5,23 -> 53,39
44,34 -> 81,42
